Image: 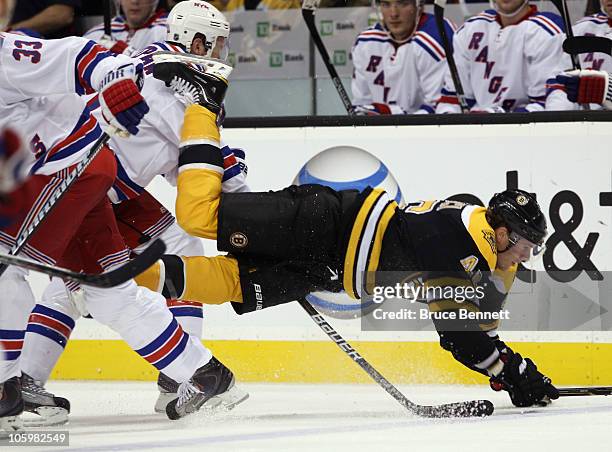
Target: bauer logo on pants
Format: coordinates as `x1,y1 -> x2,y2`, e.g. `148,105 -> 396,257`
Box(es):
230,232 -> 248,249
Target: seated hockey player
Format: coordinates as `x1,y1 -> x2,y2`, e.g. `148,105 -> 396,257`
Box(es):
351,0 -> 454,115
435,0 -> 572,113
574,0 -> 612,73
136,59 -> 560,408
84,0 -> 167,56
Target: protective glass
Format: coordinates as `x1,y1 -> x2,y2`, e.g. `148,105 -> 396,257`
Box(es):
378,0 -> 416,9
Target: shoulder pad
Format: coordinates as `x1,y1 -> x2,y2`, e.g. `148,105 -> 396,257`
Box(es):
529,12 -> 565,34
460,205 -> 498,271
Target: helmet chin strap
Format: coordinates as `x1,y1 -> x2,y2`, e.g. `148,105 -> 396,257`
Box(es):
492,0 -> 529,18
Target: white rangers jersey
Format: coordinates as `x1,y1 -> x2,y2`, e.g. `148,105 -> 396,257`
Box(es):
0,33 -> 138,175
574,13 -> 612,72
87,42 -> 247,202
83,11 -> 168,54
436,7 -> 571,113
0,32 -> 137,104
351,14 -> 455,113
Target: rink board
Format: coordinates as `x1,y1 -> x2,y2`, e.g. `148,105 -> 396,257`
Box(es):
46,119 -> 611,383
51,339 -> 612,385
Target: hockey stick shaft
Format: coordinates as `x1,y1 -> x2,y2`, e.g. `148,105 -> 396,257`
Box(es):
558,386 -> 612,397
563,36 -> 612,56
550,0 -> 581,70
433,0 -> 469,113
0,133 -> 110,278
302,0 -> 355,116
103,0 -> 112,36
0,239 -> 165,287
298,299 -> 493,417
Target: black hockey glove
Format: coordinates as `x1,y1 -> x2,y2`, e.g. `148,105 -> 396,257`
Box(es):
489,352 -> 559,407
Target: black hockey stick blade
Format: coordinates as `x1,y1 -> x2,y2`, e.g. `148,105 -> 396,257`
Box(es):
563,36 -> 612,56
299,299 -> 493,417
558,386 -> 612,397
0,239 -> 165,287
413,400 -> 494,418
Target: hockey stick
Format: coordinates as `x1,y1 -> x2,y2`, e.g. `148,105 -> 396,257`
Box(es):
558,386 -> 612,397
433,0 -> 469,113
563,36 -> 612,56
302,0 -> 356,116
298,298 -> 494,417
0,238 -> 165,287
0,133 -> 110,279
550,0 -> 581,70
103,0 -> 112,37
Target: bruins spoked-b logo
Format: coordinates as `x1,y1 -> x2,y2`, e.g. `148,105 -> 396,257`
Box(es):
516,194 -> 529,206
230,232 -> 248,249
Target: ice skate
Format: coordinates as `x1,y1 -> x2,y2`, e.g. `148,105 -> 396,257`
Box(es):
166,356 -> 247,420
156,370 -> 249,414
0,377 -> 23,434
152,54 -> 232,113
155,372 -> 179,414
20,373 -> 70,427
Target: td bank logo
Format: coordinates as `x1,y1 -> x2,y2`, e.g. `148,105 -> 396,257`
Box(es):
269,52 -> 283,67
257,22 -> 270,37
333,50 -> 347,66
320,20 -> 333,36
228,52 -> 236,67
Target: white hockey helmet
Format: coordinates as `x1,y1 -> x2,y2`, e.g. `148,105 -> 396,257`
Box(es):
0,0 -> 16,30
166,1 -> 230,58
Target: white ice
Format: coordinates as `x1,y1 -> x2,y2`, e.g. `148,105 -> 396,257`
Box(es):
22,382 -> 612,452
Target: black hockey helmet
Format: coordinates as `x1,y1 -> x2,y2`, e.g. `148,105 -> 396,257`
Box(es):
487,189 -> 547,246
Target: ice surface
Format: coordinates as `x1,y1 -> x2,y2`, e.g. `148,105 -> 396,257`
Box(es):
29,382 -> 612,452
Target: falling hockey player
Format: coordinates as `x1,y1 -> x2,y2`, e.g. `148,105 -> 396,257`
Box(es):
134,54 -> 560,409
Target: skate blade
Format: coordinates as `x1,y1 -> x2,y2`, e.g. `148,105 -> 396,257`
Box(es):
151,51 -> 233,80
0,415 -> 23,435
154,392 -> 177,414
203,385 -> 249,412
22,406 -> 68,427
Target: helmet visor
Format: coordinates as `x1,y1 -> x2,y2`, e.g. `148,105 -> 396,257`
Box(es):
210,35 -> 229,61
508,232 -> 546,261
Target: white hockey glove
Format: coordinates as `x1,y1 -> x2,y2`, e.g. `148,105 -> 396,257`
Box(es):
556,69 -> 612,109
98,63 -> 150,136
353,103 -> 406,115
98,35 -> 138,56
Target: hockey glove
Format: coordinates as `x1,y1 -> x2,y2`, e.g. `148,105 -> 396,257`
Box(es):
98,35 -> 137,56
489,352 -> 559,407
556,69 -> 612,108
353,103 -> 406,115
99,63 -> 149,136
